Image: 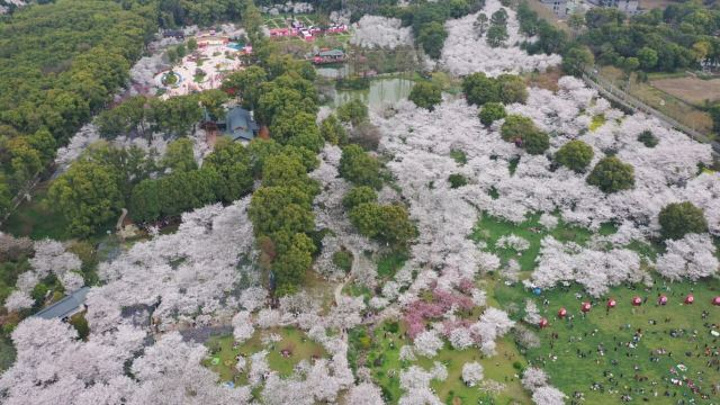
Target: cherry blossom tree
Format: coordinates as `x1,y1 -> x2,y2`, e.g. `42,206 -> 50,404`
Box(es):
351,16 -> 414,49
232,311 -> 254,343
656,233 -> 718,281
346,382 -> 385,405
462,362 -> 484,386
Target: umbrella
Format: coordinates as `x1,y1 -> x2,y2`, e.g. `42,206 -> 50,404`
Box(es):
539,318 -> 549,328
558,307 -> 567,318
684,294 -> 694,304
658,295 -> 668,306
607,299 -> 617,308
632,296 -> 642,306
581,302 -> 592,313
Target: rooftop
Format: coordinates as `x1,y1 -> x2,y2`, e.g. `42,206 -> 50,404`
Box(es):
35,287 -> 90,320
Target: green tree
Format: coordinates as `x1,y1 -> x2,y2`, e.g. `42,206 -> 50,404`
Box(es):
5,137 -> 43,190
247,138 -> 284,177
337,99 -> 369,126
486,24 -> 508,47
523,130 -> 550,155
409,82 -> 443,111
501,115 -> 537,142
198,89 -> 229,122
658,202 -> 708,240
586,156 -> 635,193
637,130 -> 658,147
709,104 -> 720,134
162,138 -> 197,173
221,66 -> 268,110
256,87 -> 314,126
479,102 -> 506,126
320,114 -> 348,145
187,38 -> 198,52
555,140 -> 594,172
417,22 -> 448,60
28,129 -> 57,164
350,203 -> 416,247
0,172 -> 12,217
462,72 -> 500,106
562,46 -> 595,76
148,95 -> 203,136
203,138 -> 253,202
448,173 -> 468,188
262,153 -> 319,195
497,74 -> 528,104
269,111 -> 323,152
474,13 -> 489,37
273,233 -> 315,294
50,159 -> 123,236
637,47 -> 658,71
96,96 -> 149,140
339,145 -> 382,189
343,186 -> 378,209
249,186 -> 315,236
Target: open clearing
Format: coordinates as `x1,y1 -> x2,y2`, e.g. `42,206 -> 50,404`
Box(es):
650,76 -> 720,106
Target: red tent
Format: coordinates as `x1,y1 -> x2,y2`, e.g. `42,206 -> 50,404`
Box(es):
581,302 -> 591,313
684,294 -> 694,304
632,296 -> 642,306
558,307 -> 567,319
658,295 -> 668,306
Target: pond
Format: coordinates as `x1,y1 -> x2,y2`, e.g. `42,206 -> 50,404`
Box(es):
329,77 -> 414,109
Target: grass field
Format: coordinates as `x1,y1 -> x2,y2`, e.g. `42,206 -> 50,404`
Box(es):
349,321 -> 531,404
203,327 -> 326,384
494,277 -> 720,404
469,212 -> 617,271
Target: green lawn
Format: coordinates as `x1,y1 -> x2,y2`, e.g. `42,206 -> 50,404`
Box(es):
469,212 -> 617,272
494,278 -> 720,404
203,327 -> 326,384
2,183 -> 71,240
349,321 -> 531,404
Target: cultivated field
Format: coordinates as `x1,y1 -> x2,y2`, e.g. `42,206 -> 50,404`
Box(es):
650,76 -> 720,106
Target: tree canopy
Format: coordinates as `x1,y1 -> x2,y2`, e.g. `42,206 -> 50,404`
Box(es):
658,202 -> 708,241
586,156 -> 635,193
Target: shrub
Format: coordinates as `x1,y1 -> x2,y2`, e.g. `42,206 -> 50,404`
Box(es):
332,250 -> 354,273
339,145 -> 382,189
343,186 -> 378,209
409,81 -> 442,111
586,156 -> 635,193
658,202 -> 708,240
555,140 -> 594,172
501,115 -> 536,142
337,99 -> 368,126
479,102 -> 506,126
448,173 -> 468,188
523,131 -> 550,155
637,130 -> 658,147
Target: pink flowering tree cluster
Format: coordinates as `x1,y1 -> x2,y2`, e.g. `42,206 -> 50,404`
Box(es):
404,288 -> 474,338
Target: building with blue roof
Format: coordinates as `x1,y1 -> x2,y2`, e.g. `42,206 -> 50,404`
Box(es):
203,106 -> 259,142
